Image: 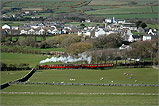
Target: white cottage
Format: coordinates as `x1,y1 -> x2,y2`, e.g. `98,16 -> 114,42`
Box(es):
143,35 -> 152,41
28,28 -> 35,34
95,28 -> 106,37
2,24 -> 12,30
39,28 -> 45,35
20,29 -> 28,35
127,30 -> 134,42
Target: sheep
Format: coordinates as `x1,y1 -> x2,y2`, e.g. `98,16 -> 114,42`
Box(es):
124,73 -> 128,75
70,78 -> 76,81
111,81 -> 114,83
100,77 -> 104,80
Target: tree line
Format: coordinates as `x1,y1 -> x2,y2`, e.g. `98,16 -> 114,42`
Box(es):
1,63 -> 31,71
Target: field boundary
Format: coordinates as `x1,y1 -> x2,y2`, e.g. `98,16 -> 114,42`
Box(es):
10,82 -> 159,87
1,92 -> 158,96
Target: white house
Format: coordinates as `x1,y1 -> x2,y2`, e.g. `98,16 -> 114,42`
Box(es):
2,24 -> 12,30
119,44 -> 132,50
78,29 -> 92,37
105,17 -> 116,24
12,26 -> 19,30
20,29 -> 28,35
28,28 -> 35,35
52,28 -> 60,34
127,30 -> 134,42
85,19 -> 91,23
39,28 -> 45,35
95,28 -> 106,37
143,35 -> 152,41
148,29 -> 154,35
117,19 -> 125,24
31,26 -> 40,29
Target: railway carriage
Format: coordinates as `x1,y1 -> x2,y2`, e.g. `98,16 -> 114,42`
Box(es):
39,63 -> 114,69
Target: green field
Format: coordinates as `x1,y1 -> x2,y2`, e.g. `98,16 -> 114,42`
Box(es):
66,22 -> 104,26
89,0 -> 158,6
1,0 -> 158,19
1,21 -> 25,26
28,68 -> 158,84
1,68 -> 159,105
1,53 -> 47,67
1,71 -> 30,84
1,94 -> 158,105
94,13 -> 158,19
85,6 -> 155,15
88,0 -> 128,5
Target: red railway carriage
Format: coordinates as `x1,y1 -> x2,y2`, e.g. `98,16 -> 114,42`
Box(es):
39,63 -> 113,69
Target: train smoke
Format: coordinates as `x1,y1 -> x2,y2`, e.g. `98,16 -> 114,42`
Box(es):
40,54 -> 92,64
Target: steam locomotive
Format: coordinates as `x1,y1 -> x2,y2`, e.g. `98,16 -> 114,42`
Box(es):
39,63 -> 114,69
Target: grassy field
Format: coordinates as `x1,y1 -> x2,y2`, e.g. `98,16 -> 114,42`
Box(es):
1,71 -> 30,84
27,68 -> 158,84
66,22 -> 104,26
85,6 -> 152,14
1,0 -> 158,19
1,68 -> 159,105
89,0 -> 158,6
88,0 -> 128,5
1,21 -> 25,26
1,53 -> 47,67
1,93 -> 158,105
94,13 -> 158,19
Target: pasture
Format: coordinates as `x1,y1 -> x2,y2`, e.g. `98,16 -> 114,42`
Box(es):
94,13 -> 158,19
1,68 -> 159,105
1,93 -> 158,105
88,0 -> 158,6
1,53 -> 48,67
1,0 -> 158,19
85,6 -> 152,14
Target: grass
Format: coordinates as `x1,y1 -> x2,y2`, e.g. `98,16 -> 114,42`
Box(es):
1,21 -> 25,26
1,68 -> 158,105
29,68 -> 158,84
1,94 -> 158,105
66,22 -> 104,27
94,13 -> 158,19
147,24 -> 159,29
89,0 -> 128,5
1,53 -> 47,67
88,0 -> 158,6
1,0 -> 158,20
2,84 -> 158,93
29,47 -> 65,52
85,6 -> 152,15
1,71 -> 30,84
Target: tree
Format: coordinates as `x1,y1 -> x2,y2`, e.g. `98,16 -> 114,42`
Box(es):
17,37 -> 37,47
92,33 -> 123,49
46,38 -> 58,48
69,42 -> 93,55
80,23 -> 86,29
140,23 -> 147,29
61,35 -> 81,48
127,40 -> 158,63
135,21 -> 142,28
135,21 -> 147,29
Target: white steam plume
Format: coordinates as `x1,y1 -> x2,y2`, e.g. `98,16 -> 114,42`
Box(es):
40,53 -> 92,64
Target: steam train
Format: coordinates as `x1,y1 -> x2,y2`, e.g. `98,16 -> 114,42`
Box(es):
39,63 -> 114,69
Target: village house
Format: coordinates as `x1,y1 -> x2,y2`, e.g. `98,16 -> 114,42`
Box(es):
119,44 -> 132,50
2,24 -> 12,30
143,35 -> 152,41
